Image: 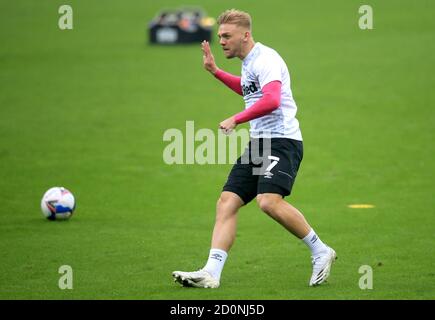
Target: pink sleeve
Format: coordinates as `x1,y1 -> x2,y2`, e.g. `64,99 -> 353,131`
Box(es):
214,69 -> 243,96
234,81 -> 281,124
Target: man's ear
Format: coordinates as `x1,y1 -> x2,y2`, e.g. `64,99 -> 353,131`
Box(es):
243,31 -> 251,42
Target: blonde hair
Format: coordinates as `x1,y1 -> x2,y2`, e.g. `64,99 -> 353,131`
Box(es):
217,9 -> 251,30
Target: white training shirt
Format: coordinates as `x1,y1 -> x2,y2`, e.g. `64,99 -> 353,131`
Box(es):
241,42 -> 302,140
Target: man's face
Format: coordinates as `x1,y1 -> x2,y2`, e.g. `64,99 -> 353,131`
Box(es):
217,23 -> 247,59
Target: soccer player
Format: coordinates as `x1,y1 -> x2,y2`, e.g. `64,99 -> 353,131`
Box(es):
173,9 -> 336,288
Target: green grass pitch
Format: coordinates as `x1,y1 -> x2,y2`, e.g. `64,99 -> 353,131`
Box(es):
0,0 -> 434,299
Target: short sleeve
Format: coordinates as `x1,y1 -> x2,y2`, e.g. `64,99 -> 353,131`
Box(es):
253,54 -> 282,89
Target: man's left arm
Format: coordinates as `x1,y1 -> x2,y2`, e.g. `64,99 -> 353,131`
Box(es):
218,80 -> 281,132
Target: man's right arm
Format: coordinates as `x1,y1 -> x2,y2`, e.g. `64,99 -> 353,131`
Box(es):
214,69 -> 243,96
202,40 -> 243,96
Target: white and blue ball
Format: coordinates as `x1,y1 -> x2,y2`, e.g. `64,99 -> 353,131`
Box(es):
41,187 -> 75,220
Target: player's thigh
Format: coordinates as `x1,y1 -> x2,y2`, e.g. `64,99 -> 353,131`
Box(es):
257,138 -> 303,197
222,158 -> 259,205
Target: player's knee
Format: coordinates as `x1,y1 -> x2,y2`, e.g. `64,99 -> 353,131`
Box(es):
217,193 -> 230,208
216,192 -> 241,219
216,194 -> 234,216
256,195 -> 277,214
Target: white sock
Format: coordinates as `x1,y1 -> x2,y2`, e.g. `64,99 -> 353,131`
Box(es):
302,229 -> 328,256
203,248 -> 228,280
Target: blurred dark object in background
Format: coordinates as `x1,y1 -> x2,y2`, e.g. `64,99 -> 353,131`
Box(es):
148,7 -> 215,45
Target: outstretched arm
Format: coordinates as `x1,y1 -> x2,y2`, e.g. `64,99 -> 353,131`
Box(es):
201,41 -> 242,96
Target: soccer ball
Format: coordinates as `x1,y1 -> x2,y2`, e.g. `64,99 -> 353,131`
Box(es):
41,187 -> 75,220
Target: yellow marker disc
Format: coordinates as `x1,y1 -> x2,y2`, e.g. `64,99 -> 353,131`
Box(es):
348,204 -> 375,209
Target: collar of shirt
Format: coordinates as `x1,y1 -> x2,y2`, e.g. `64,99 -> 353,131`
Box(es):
242,42 -> 261,66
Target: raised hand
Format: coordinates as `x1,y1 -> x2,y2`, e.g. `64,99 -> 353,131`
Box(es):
201,40 -> 218,74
